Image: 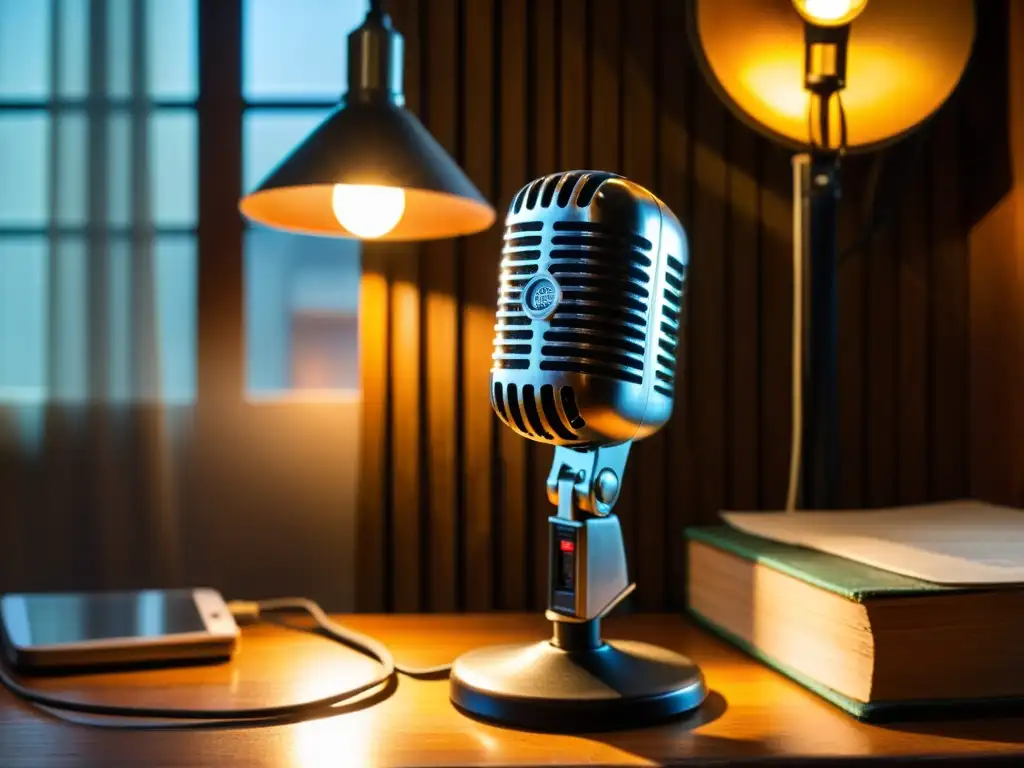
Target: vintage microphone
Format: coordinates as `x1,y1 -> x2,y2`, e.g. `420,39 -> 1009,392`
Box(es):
448,171 -> 707,731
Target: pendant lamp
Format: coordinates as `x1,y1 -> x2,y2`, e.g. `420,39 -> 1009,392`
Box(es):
239,0 -> 496,241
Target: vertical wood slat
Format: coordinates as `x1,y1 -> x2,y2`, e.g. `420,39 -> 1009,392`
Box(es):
357,259 -> 390,612
421,0 -> 460,613
1009,0 -> 1024,505
726,122 -> 760,511
497,0 -> 529,610
929,102 -> 968,501
897,139 -> 931,506
589,0 -> 619,173
690,52 -> 728,524
460,0 -> 497,611
559,0 -> 587,171
527,0 -> 559,611
837,159 -> 865,509
758,143 -> 793,511
380,0 -> 423,613
968,0 -> 1022,506
865,160 -> 899,508
659,0 -> 693,609
621,0 -> 664,610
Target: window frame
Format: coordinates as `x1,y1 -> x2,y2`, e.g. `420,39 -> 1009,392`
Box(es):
0,0 -> 198,404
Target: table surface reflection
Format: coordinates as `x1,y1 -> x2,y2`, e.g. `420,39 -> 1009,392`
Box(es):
1,613 -> 1023,767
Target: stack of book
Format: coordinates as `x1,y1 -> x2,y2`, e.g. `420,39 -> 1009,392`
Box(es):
685,524 -> 1024,721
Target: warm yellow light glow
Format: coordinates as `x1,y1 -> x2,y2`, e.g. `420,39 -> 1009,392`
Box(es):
331,184 -> 406,239
696,0 -> 975,151
792,0 -> 868,26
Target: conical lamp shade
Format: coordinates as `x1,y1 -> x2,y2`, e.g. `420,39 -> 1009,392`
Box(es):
240,102 -> 495,240
689,0 -> 975,152
239,8 -> 495,241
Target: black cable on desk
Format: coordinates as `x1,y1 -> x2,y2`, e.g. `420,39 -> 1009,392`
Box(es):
0,597 -> 451,729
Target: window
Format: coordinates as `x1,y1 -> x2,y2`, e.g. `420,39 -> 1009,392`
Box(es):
0,0 -> 198,404
242,0 -> 363,399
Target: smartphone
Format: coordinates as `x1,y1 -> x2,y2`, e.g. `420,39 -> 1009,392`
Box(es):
0,588 -> 238,673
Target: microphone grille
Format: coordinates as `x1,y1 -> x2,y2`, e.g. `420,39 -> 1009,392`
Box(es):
654,254 -> 686,398
494,171 -> 652,388
491,381 -> 588,443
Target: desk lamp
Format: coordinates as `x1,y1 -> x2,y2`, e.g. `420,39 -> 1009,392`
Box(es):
239,0 -> 495,239
689,0 -> 974,509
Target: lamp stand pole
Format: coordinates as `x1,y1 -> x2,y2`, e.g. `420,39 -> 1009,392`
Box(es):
794,152 -> 841,509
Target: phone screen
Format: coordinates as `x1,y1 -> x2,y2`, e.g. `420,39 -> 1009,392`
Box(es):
16,590 -> 205,645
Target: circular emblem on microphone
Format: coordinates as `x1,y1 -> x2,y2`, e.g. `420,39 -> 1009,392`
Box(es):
521,272 -> 561,320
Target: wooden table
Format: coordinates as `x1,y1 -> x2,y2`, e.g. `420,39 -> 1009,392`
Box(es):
2,614 -> 1023,767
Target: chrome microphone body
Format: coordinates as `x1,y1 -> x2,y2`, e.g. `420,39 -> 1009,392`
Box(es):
491,171 -> 687,447
447,172 -> 706,730
488,170 -> 689,619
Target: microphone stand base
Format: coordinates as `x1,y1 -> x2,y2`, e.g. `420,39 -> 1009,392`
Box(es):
449,627 -> 707,731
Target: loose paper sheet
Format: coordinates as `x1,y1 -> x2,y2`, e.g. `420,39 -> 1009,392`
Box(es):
721,501 -> 1024,585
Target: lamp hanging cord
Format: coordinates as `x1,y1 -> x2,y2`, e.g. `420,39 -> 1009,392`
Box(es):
0,597 -> 451,729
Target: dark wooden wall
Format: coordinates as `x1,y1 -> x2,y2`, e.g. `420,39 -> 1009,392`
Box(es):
357,0 -> 1017,612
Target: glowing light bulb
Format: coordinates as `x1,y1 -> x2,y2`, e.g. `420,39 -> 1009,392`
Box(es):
331,184 -> 406,239
793,0 -> 867,26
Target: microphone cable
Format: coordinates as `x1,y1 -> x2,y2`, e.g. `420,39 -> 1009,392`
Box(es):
0,597 -> 451,729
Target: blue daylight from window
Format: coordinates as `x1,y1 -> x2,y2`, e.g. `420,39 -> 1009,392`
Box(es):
0,0 -> 363,403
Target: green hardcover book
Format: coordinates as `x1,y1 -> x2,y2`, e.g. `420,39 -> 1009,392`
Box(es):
684,525 -> 1024,722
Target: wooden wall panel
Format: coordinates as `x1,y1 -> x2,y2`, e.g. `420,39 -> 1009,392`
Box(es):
757,142 -> 793,512
897,139 -> 931,506
969,0 -> 1024,507
836,160 -> 865,509
930,104 -> 969,502
622,0 -> 663,610
421,0 -> 460,614
356,0 -> 1012,612
459,0 -> 499,612
658,0 -> 695,611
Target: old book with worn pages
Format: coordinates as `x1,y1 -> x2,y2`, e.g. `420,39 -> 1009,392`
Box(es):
685,525 -> 1024,721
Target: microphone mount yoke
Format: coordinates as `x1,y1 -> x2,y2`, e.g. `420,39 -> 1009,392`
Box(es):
449,437 -> 707,730
545,443 -> 635,631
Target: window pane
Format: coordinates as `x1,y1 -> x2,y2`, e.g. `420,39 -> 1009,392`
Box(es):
107,0 -> 132,98
245,226 -> 359,397
150,111 -> 197,226
154,236 -> 196,403
0,113 -> 50,226
243,0 -> 365,102
51,238 -> 88,402
107,237 -> 132,402
58,0 -> 90,98
56,113 -> 88,225
107,111 -> 132,226
0,0 -> 51,100
0,238 -> 48,403
243,109 -> 331,193
146,0 -> 197,100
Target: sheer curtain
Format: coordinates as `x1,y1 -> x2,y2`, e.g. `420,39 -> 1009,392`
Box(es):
0,0 -> 365,608
0,0 -> 197,591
